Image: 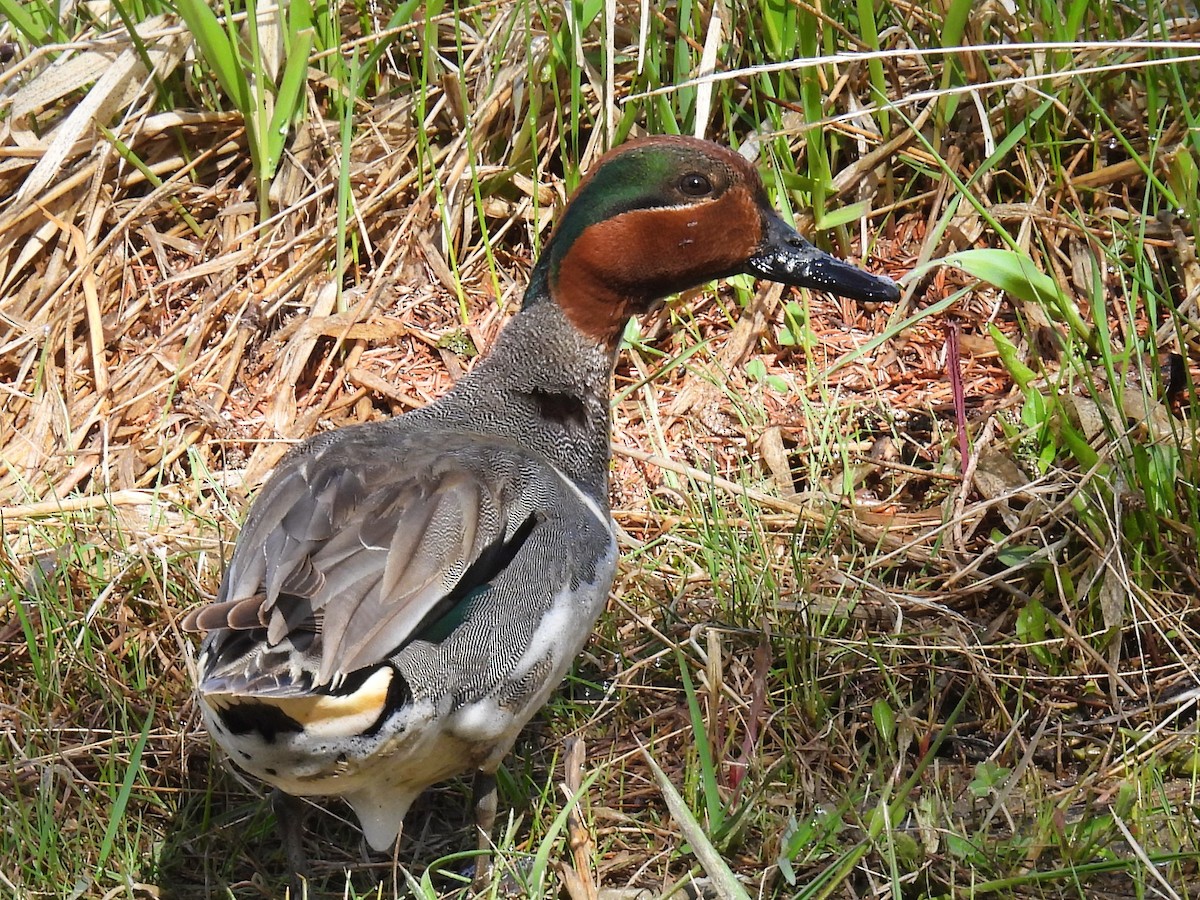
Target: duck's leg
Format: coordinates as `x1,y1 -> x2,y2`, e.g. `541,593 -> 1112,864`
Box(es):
271,789 -> 309,895
471,768 -> 498,889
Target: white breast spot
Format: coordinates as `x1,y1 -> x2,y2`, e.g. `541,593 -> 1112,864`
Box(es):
451,699 -> 514,744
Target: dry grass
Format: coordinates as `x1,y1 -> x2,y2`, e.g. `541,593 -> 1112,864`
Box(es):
2,1 -> 1200,897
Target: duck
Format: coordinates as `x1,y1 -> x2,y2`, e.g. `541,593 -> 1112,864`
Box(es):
183,134 -> 899,885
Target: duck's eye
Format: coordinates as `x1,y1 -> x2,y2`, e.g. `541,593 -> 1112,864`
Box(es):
679,173 -> 713,197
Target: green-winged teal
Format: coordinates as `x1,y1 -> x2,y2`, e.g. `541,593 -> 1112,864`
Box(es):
184,134 -> 899,882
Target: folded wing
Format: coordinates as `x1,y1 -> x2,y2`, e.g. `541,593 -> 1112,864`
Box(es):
186,430 -> 542,691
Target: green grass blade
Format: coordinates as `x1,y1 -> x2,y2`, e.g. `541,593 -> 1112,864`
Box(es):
95,704 -> 153,873
98,124 -> 205,237
175,0 -> 249,112
265,26 -> 313,177
676,649 -> 724,835
358,0 -> 423,75
916,248 -> 1060,308
855,0 -> 889,134
0,0 -> 55,43
527,767 -> 603,891
917,248 -> 1092,345
641,744 -> 751,900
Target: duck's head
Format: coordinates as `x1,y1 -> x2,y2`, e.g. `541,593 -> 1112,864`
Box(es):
530,135 -> 900,346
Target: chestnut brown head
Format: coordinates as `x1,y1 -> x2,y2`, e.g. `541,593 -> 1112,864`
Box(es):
528,135 -> 899,345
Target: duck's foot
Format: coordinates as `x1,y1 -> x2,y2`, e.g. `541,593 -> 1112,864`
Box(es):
272,789 -> 310,896
471,769 -> 498,890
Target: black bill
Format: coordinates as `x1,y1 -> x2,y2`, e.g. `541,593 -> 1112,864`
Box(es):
746,210 -> 900,303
